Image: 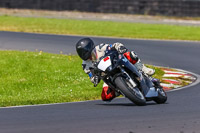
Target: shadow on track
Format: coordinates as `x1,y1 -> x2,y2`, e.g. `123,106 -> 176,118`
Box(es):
96,102 -> 160,107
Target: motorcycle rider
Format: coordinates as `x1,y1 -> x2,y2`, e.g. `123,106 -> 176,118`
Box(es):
76,38 -> 156,101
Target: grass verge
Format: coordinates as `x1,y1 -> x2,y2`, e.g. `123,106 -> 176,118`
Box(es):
0,50 -> 164,107
0,15 -> 200,41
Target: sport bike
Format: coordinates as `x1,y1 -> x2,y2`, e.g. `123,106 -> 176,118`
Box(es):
94,49 -> 167,106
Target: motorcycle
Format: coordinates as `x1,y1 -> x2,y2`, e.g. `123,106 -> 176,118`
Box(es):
94,49 -> 167,106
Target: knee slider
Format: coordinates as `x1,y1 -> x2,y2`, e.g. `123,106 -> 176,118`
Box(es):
130,51 -> 139,61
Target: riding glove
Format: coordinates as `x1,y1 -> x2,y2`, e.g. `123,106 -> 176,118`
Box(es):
90,75 -> 100,86
118,46 -> 128,54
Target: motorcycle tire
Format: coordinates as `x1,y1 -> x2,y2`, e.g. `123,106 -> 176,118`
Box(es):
154,87 -> 167,104
114,76 -> 146,106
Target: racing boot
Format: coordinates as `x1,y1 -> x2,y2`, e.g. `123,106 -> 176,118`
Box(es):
142,64 -> 155,76
134,59 -> 155,76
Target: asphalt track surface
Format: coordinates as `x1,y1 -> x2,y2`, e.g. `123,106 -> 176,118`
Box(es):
0,31 -> 200,133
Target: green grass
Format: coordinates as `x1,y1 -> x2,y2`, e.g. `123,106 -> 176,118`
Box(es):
0,15 -> 200,41
0,50 -> 164,107
0,51 -> 102,107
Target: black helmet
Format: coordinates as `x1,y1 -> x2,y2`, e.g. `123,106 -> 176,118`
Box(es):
76,38 -> 95,60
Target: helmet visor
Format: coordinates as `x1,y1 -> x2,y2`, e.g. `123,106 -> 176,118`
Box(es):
91,48 -> 98,61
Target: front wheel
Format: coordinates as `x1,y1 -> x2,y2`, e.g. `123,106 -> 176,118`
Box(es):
114,76 -> 146,106
154,87 -> 167,104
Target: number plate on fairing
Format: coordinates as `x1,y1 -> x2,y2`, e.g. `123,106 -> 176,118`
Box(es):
97,56 -> 111,71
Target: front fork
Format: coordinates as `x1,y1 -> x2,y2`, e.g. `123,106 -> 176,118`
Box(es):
119,67 -> 137,88
103,67 -> 137,93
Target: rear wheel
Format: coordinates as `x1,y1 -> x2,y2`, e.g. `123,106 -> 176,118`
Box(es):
114,76 -> 146,106
154,87 -> 167,104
